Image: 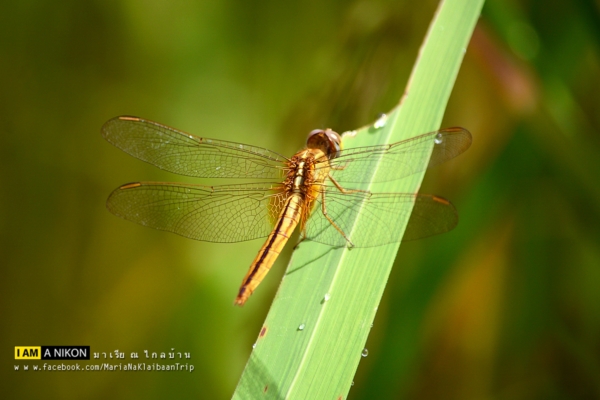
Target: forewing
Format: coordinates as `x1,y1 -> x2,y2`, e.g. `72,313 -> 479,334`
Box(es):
325,127 -> 471,184
305,190 -> 458,247
106,182 -> 286,243
102,116 -> 287,179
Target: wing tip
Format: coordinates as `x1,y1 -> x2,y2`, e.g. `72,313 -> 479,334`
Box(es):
101,115 -> 143,138
118,116 -> 141,122
444,126 -> 473,149
119,182 -> 143,190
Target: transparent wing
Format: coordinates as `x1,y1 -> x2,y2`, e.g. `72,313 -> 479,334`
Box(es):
323,127 -> 471,184
402,195 -> 459,241
106,182 -> 287,243
305,189 -> 458,247
102,116 -> 287,179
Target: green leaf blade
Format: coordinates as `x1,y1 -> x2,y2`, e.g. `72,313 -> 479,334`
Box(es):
234,0 -> 484,398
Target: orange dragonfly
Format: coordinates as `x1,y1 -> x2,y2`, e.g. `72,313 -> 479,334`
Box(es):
102,116 -> 471,305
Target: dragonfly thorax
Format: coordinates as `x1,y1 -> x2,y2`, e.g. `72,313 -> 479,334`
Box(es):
286,153 -> 318,195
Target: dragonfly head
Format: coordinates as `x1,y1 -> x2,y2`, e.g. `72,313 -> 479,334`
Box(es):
306,129 -> 342,158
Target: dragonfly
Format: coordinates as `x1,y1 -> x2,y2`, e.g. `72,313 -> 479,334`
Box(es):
102,116 -> 471,305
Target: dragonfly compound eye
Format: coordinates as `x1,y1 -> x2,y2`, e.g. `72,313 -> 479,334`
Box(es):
307,128 -> 342,158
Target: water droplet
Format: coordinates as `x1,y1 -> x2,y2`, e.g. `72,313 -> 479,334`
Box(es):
239,144 -> 244,149
351,381 -> 355,386
370,323 -> 373,328
374,113 -> 387,129
215,166 -> 221,171
298,323 -> 305,331
323,293 -> 331,302
252,343 -> 256,349
434,133 -> 443,144
462,47 -> 467,54
342,129 -> 357,138
361,348 -> 369,357
188,135 -> 194,139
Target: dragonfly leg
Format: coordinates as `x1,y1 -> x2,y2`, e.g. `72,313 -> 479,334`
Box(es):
320,189 -> 355,248
327,174 -> 370,195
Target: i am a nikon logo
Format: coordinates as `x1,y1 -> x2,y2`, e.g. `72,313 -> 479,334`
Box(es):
15,346 -> 90,360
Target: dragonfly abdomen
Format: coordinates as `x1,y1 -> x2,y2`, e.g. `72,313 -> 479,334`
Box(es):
234,194 -> 304,306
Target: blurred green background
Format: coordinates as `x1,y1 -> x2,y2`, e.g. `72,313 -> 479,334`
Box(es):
2,0 -> 600,399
